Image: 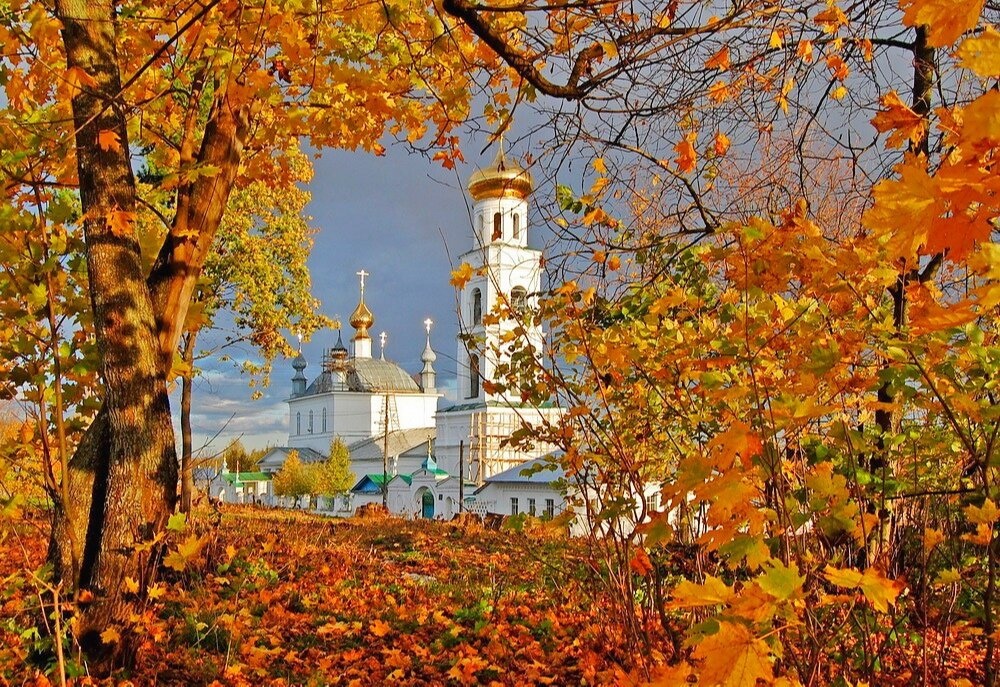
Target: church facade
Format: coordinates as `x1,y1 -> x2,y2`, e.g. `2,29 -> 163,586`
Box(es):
255,146 -> 565,518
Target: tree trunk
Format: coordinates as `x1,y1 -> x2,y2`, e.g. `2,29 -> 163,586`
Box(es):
56,0 -> 178,663
49,69 -> 249,592
180,331 -> 197,513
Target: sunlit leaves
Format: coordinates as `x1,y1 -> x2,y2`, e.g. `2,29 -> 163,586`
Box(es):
957,26 -> 1000,77
871,91 -> 926,149
692,622 -> 773,687
898,0 -> 985,47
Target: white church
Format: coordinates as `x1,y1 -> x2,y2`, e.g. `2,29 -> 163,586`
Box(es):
248,146 -> 567,519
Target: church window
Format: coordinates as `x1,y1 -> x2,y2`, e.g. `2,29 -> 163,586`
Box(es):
645,492 -> 659,512
468,354 -> 480,398
510,497 -> 519,515
512,213 -> 520,239
479,212 -> 485,235
545,499 -> 555,518
296,412 -> 301,435
492,212 -> 502,240
472,288 -> 482,324
308,410 -> 314,433
322,407 -> 327,433
528,498 -> 536,516
511,286 -> 527,313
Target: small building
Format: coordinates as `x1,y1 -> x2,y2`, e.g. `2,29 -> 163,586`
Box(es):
210,468 -> 272,504
473,456 -> 567,520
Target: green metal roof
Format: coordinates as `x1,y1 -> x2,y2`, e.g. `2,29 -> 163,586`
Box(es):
223,471 -> 271,485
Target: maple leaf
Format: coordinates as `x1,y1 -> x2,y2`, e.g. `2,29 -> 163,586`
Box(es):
907,285 -> 976,335
899,0 -> 985,47
674,134 -> 697,174
100,626 -> 121,645
370,619 -> 391,637
705,46 -> 730,71
871,91 -> 926,149
814,5 -> 848,32
668,574 -> 733,608
692,622 -> 773,687
450,262 -> 474,288
629,547 -> 654,576
106,209 -> 137,237
64,65 -> 97,99
757,561 -> 805,600
163,533 -> 206,572
960,90 -> 1000,147
713,131 -> 731,156
863,158 -> 941,262
957,26 -> 1000,77
97,129 -> 121,152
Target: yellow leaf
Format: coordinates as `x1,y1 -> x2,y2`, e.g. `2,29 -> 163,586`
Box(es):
592,157 -> 607,175
124,577 -> 140,595
692,622 -> 773,687
147,583 -> 166,601
899,0 -> 985,47
823,565 -> 864,589
961,90 -> 1000,146
668,574 -> 733,608
370,619 -> 391,637
831,85 -> 848,100
957,26 -> 1000,77
769,28 -> 784,48
859,569 -> 904,613
100,626 -> 121,645
163,534 -> 206,572
450,262 -> 474,289
966,499 -> 1000,525
97,129 -> 121,153
923,527 -> 945,553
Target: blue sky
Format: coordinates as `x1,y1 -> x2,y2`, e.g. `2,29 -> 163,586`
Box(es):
183,138 -> 541,453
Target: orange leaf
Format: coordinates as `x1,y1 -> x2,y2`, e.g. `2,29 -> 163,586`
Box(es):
370,619 -> 391,637
106,209 -> 136,237
692,622 -> 773,687
97,129 -> 121,153
814,5 -> 849,32
704,45 -> 730,71
871,91 -> 926,149
899,0 -> 985,47
64,66 -> 97,99
674,134 -> 697,173
629,548 -> 654,576
713,131 -> 731,156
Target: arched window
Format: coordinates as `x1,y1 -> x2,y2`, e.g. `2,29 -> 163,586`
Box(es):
511,286 -> 527,313
469,354 -> 480,398
296,412 -> 301,435
492,212 -> 502,240
321,407 -> 327,433
512,213 -> 520,239
479,212 -> 485,235
472,288 -> 482,324
308,410 -> 314,433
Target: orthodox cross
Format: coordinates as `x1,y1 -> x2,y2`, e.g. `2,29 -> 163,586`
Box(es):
379,331 -> 387,359
357,269 -> 369,297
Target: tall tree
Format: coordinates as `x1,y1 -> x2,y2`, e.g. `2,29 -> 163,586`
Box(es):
317,437 -> 355,509
2,0 -> 484,663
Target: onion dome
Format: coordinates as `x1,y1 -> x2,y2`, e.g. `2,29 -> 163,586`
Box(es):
350,298 -> 374,340
331,330 -> 348,358
292,351 -> 307,372
467,144 -> 533,201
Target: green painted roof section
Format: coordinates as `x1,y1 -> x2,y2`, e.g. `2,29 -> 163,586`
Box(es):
364,473 -> 413,487
223,471 -> 271,485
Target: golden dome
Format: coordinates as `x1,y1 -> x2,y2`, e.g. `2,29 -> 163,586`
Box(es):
350,299 -> 374,339
467,144 -> 533,201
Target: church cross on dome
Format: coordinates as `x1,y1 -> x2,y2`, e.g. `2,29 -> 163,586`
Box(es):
356,269 -> 369,296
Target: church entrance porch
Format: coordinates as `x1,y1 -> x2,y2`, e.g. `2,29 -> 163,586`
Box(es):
419,489 -> 435,519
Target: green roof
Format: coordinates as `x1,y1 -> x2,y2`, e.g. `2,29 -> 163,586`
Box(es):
223,471 -> 271,485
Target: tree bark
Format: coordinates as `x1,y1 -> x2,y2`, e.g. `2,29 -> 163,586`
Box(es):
56,0 -> 178,661
50,77 -> 249,591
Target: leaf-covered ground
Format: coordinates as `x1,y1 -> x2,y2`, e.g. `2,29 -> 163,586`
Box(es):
2,508 -> 648,686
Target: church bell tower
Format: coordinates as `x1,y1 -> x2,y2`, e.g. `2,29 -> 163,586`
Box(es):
456,143 -> 544,405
